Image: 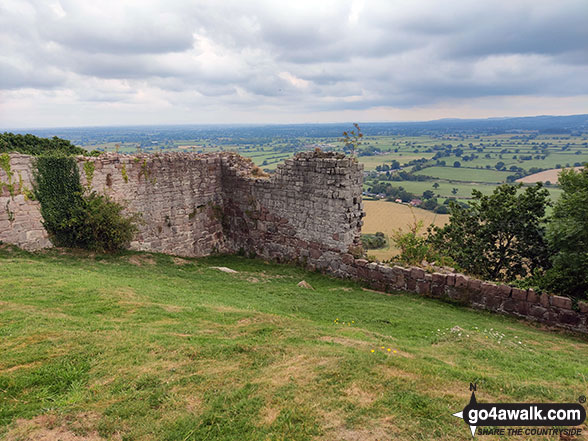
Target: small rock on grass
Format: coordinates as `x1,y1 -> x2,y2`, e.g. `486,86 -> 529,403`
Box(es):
297,280 -> 314,290
210,266 -> 238,274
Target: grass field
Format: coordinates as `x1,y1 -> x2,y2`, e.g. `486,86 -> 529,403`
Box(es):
374,180 -> 564,203
362,201 -> 449,261
358,153 -> 435,171
1,247 -> 587,440
415,166 -> 514,183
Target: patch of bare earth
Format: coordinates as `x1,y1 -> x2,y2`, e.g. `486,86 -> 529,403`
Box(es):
172,257 -> 191,265
345,383 -> 378,407
317,412 -> 399,441
4,413 -> 107,441
259,354 -> 331,388
0,361 -> 42,374
258,405 -> 281,426
127,255 -> 155,266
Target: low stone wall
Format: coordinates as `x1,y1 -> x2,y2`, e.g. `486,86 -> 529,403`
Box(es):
324,255 -> 588,334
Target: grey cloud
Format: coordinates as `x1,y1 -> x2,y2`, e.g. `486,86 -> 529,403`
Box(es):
1,0 -> 587,124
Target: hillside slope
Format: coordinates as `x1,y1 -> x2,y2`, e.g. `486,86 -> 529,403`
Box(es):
0,247 -> 587,440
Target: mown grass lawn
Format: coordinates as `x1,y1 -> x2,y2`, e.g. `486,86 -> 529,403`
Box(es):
1,246 -> 587,440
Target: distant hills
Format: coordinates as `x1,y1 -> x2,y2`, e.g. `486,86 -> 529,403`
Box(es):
4,114 -> 587,146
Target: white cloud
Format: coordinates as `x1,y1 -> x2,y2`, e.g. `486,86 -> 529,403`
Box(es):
0,0 -> 587,127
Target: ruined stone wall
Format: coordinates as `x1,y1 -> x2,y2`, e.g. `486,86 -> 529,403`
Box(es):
1,150 -> 364,261
0,154 -> 51,250
220,151 -> 364,264
80,153 -> 227,257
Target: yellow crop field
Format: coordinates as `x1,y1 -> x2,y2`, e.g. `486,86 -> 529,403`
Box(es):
516,166 -> 583,184
361,200 -> 449,261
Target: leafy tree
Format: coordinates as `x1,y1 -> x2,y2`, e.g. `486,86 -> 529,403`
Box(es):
361,232 -> 388,250
451,188 -> 458,195
422,190 -> 435,199
429,184 -> 550,281
432,182 -> 440,189
540,167 -> 588,299
453,161 -> 461,168
421,197 -> 438,211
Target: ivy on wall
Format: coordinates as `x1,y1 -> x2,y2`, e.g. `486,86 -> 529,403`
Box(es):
34,155 -> 138,252
34,155 -> 85,247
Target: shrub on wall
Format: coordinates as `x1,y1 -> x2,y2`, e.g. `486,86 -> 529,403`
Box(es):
34,155 -> 138,252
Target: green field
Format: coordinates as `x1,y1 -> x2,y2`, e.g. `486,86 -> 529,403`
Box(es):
414,166 -> 514,183
373,180 -> 564,201
1,247 -> 587,440
358,153 -> 436,171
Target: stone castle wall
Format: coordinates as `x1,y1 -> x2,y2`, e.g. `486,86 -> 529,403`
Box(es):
0,150 -> 364,260
220,151 -> 364,264
80,153 -> 227,257
0,154 -> 52,250
1,150 -> 586,334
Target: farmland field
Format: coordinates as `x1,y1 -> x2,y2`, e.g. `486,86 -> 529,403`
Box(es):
358,153 -> 436,171
362,200 -> 449,261
1,247 -> 587,440
414,166 -> 514,183
516,166 -> 584,184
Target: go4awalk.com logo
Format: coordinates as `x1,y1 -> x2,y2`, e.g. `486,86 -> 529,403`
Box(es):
452,384 -> 586,437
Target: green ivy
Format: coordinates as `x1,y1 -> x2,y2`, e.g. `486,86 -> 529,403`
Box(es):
0,153 -> 11,176
83,161 -> 95,189
121,163 -> 129,183
34,155 -> 138,252
34,155 -> 85,248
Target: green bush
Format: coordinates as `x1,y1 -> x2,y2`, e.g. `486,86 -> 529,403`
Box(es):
361,232 -> 387,250
34,155 -> 138,252
70,192 -> 139,252
390,219 -> 449,266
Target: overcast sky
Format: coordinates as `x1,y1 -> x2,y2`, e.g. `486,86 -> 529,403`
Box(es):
1,0 -> 587,128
